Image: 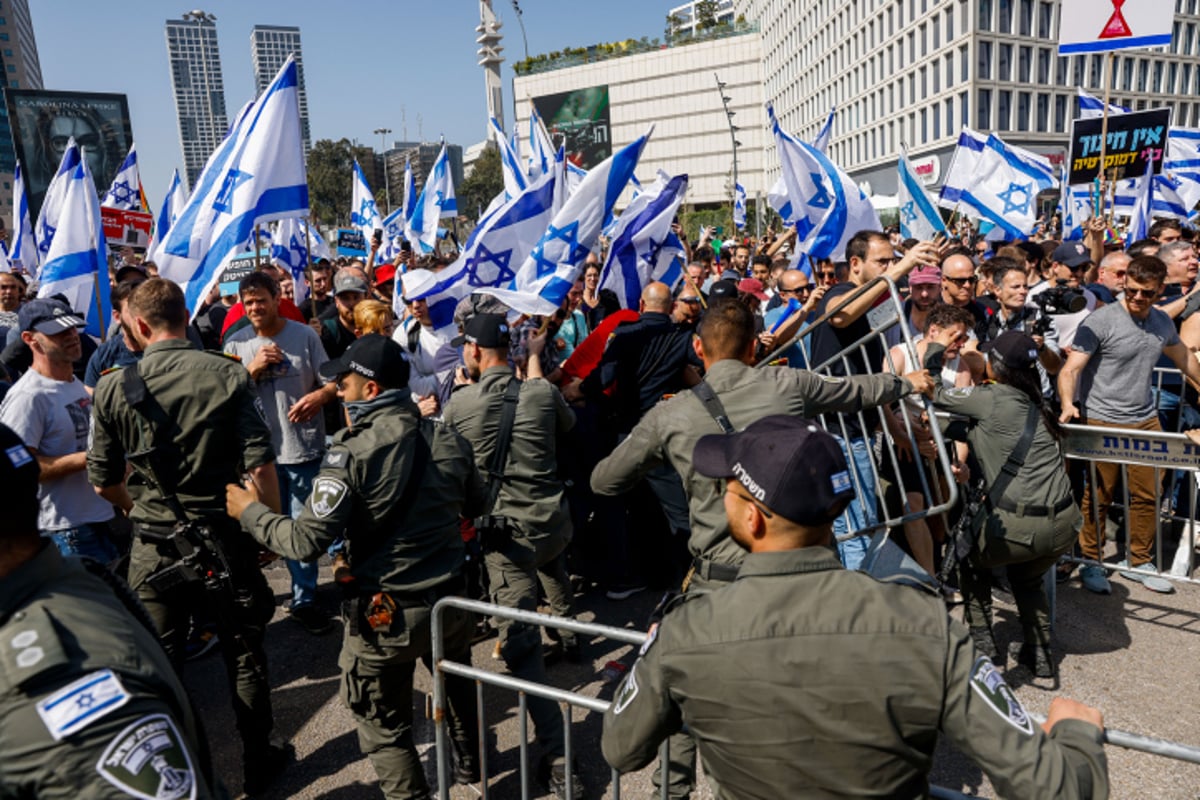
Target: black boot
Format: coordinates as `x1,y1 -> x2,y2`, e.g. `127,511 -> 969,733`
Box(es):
1017,643 -> 1056,678
969,626 -> 998,660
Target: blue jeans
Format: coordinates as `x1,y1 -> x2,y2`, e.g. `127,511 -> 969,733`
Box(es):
48,521 -> 118,564
831,435 -> 879,571
276,458 -> 322,608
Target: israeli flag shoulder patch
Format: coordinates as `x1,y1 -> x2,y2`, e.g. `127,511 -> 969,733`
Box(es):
36,669 -> 130,741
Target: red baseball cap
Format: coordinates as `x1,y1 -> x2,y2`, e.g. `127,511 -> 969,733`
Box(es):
737,278 -> 769,301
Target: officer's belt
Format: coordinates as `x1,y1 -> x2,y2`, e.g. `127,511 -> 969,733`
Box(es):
994,495 -> 1074,518
363,574 -> 466,609
690,557 -> 739,583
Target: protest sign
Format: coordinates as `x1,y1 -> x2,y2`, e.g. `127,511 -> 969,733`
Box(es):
337,228 -> 367,257
1059,0 -> 1174,55
1068,108 -> 1170,183
100,207 -> 153,249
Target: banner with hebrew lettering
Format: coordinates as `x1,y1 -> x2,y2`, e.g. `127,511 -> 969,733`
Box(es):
1068,108 -> 1171,184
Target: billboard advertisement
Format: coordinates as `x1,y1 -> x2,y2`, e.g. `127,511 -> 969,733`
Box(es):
6,89 -> 134,220
532,85 -> 611,170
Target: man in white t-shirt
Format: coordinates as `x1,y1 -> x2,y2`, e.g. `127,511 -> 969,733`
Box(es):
0,298 -> 117,562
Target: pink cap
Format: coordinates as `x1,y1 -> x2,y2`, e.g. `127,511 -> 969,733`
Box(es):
737,278 -> 769,301
908,267 -> 943,286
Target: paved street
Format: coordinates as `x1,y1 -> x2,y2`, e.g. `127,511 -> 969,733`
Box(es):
187,551 -> 1200,799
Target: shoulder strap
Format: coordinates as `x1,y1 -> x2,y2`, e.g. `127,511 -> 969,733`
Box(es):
121,364 -> 191,523
691,380 -> 735,434
406,319 -> 421,354
483,377 -> 523,514
350,420 -> 432,565
986,402 -> 1040,509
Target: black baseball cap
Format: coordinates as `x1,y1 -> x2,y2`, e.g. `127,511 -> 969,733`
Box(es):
451,312 -> 511,348
115,263 -> 148,284
693,415 -> 855,526
980,329 -> 1039,370
0,422 -> 39,530
19,298 -> 85,334
318,333 -> 410,389
1051,241 -> 1092,268
709,279 -> 739,301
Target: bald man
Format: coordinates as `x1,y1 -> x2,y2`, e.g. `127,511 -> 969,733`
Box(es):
568,282 -> 701,432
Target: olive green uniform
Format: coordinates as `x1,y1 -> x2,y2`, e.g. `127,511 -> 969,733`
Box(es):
443,366 -> 576,762
1,544 -> 220,799
238,390 -> 486,800
87,338 -> 279,771
930,370 -> 1081,656
591,358 -> 915,797
602,547 -> 1108,800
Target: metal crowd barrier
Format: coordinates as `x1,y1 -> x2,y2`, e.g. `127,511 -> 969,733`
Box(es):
428,598 -> 1200,800
757,275 -> 960,542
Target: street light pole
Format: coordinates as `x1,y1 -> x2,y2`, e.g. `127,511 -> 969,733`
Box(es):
714,72 -> 741,238
374,127 -> 393,214
511,0 -> 530,59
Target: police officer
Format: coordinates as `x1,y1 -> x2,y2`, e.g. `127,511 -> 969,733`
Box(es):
225,334 -> 484,799
927,329 -> 1082,678
87,278 -> 289,795
602,416 -> 1109,799
442,313 -> 583,799
591,299 -> 935,798
0,423 -> 220,798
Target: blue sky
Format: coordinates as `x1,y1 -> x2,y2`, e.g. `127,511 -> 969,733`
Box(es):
35,0 -> 669,206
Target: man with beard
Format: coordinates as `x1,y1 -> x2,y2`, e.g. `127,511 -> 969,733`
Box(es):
885,266 -> 943,347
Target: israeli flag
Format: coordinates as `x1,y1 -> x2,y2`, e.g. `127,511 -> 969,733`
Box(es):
405,143 -> 456,254
380,205 -> 406,261
35,138 -> 81,266
10,162 -> 37,273
528,104 -> 556,179
37,158 -> 110,338
1128,160 -> 1155,242
769,104 -> 879,261
599,171 -> 689,309
565,159 -> 588,197
482,127 -> 652,317
1110,172 -> 1188,220
1059,173 -> 1093,241
1166,127 -> 1200,210
101,143 -> 143,210
400,156 -> 416,226
767,176 -> 795,225
271,216 -> 309,303
960,134 -> 1058,239
1077,88 -> 1131,120
350,159 -> 381,248
813,106 -> 836,153
146,168 -> 186,259
300,219 -> 332,262
733,182 -> 747,230
154,56 -> 309,315
897,148 -> 946,241
407,168 -> 560,335
490,116 -> 527,200
937,128 -> 988,210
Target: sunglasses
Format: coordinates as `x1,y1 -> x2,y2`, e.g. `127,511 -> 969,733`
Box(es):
729,489 -> 774,518
1126,287 -> 1160,298
944,275 -> 978,286
816,271 -> 838,280
780,285 -> 812,294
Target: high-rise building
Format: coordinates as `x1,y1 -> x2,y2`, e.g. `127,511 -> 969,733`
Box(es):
736,0 -> 1200,196
250,25 -> 311,154
165,13 -> 228,190
0,0 -> 43,211
478,2 -> 505,132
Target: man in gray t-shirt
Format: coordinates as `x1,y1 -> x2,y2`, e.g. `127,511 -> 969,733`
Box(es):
225,272 -> 337,634
1059,256 -> 1200,595
0,299 -> 116,562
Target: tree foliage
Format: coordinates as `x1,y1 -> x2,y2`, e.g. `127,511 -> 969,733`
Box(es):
457,144 -> 505,225
695,1 -> 721,30
306,138 -> 378,227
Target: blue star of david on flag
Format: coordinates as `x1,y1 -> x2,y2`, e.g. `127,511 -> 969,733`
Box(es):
213,169 -> 252,214
38,223 -> 56,257
107,181 -> 135,206
352,197 -> 379,227
638,235 -> 663,266
901,201 -> 918,224
288,234 -> 306,266
466,243 -> 515,286
998,182 -> 1033,216
808,173 -> 832,209
533,221 -> 587,278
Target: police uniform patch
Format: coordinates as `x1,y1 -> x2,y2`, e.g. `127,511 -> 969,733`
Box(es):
612,668 -> 639,715
946,386 -> 975,398
5,444 -> 32,469
36,669 -> 130,741
323,450 -> 347,468
830,470 -> 852,494
969,656 -> 1034,736
819,375 -> 846,384
638,623 -> 659,657
310,477 -> 349,518
96,714 -> 196,800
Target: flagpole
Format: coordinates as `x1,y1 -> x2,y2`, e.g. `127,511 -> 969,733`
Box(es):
255,224 -> 263,269
303,216 -> 313,294
93,274 -> 107,342
1097,51 -> 1115,222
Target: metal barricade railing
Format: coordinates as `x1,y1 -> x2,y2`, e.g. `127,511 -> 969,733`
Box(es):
429,598 -> 1200,799
757,276 -> 960,546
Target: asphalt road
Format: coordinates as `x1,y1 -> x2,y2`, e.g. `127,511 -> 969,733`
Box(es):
186,550 -> 1200,799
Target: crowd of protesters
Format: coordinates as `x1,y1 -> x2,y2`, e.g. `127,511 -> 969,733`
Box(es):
1,207 -> 1195,797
